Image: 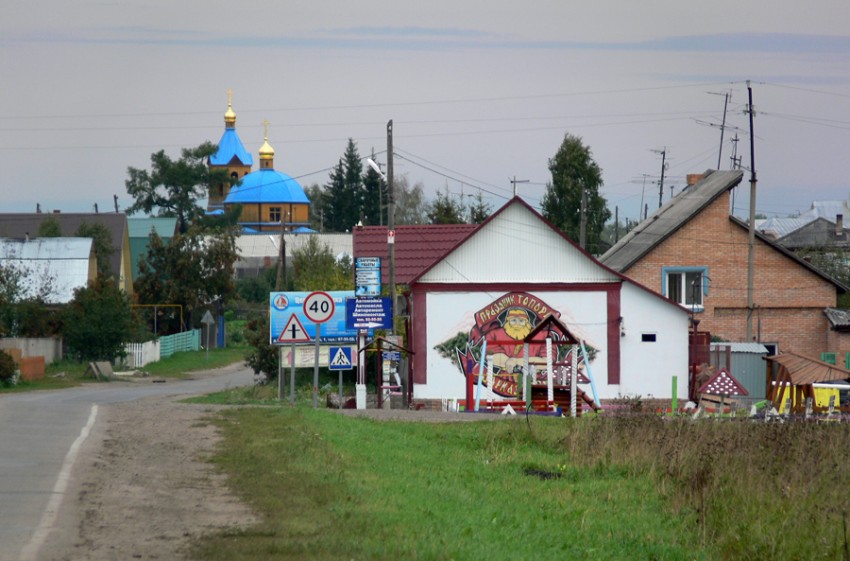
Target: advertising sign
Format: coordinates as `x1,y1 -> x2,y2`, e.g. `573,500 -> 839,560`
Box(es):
345,297 -> 393,330
355,257 -> 382,297
270,291 -> 364,344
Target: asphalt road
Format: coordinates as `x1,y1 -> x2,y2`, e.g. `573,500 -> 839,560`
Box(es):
0,365 -> 253,561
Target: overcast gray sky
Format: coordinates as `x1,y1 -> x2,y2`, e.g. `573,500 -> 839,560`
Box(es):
2,0 -> 850,224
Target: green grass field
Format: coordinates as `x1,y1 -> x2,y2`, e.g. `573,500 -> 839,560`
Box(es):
190,399 -> 850,561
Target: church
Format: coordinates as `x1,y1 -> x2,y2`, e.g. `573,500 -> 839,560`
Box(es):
207,92 -> 311,233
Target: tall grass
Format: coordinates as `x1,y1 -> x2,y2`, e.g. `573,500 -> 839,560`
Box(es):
196,408 -> 707,561
558,415 -> 850,559
196,406 -> 850,560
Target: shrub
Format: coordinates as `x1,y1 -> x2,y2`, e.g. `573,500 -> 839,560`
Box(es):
0,350 -> 18,386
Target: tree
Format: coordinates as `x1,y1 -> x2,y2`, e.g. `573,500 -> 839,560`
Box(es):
0,258 -> 57,337
38,216 -> 62,237
361,149 -> 385,225
466,191 -> 492,225
304,183 -> 326,231
427,187 -> 466,224
323,139 -> 365,232
125,142 -> 227,234
75,221 -> 114,279
134,226 -> 239,331
244,315 -> 277,381
541,133 -> 611,254
394,176 -> 428,225
291,235 -> 353,291
63,278 -> 137,362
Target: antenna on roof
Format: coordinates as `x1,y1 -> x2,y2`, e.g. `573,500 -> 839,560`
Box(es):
114,194 -> 119,213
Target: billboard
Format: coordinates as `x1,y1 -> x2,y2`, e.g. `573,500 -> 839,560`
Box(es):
269,291 -> 364,344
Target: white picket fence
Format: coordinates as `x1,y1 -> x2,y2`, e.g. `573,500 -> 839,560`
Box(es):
123,339 -> 161,368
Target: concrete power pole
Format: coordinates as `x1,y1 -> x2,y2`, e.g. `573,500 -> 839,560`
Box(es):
745,82 -> 758,341
387,120 -> 396,335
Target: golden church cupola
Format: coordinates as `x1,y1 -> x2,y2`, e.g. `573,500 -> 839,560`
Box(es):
258,119 -> 275,169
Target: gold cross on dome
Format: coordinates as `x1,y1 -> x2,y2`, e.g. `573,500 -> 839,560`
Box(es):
263,119 -> 270,140
227,88 -> 233,107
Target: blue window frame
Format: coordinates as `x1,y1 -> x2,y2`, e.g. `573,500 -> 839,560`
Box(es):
662,266 -> 708,311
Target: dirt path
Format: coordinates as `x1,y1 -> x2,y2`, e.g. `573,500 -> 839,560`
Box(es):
39,383 -> 257,561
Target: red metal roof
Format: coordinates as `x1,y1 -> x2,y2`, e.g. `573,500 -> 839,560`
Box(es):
352,224 -> 477,284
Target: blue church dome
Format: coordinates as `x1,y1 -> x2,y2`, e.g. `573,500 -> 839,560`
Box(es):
224,168 -> 310,205
210,128 -> 253,167
209,93 -> 253,167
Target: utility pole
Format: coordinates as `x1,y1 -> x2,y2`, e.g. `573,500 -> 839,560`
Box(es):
511,176 -> 529,197
717,91 -> 729,169
707,90 -> 731,169
275,214 -> 286,291
651,148 -> 667,208
579,184 -> 587,249
387,120 -> 395,335
730,134 -> 741,170
614,206 -> 619,243
745,81 -> 758,341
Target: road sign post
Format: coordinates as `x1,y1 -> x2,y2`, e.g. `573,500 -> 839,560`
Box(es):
201,310 -> 215,362
304,292 -> 335,408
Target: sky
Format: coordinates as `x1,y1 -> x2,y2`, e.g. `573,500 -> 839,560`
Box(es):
2,1 -> 850,225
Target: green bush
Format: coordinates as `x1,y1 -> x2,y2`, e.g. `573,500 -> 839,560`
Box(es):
0,350 -> 18,386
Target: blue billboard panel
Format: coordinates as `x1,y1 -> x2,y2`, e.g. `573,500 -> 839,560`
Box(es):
355,257 -> 382,297
270,291 -> 366,344
345,297 -> 393,330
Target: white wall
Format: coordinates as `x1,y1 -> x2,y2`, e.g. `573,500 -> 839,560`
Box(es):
415,285 -> 689,402
416,289 -> 609,400
615,282 -> 690,401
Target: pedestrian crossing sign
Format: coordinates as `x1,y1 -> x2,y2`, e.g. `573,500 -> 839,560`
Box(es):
329,346 -> 353,370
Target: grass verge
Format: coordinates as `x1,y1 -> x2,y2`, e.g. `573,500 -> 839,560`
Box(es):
193,408 -> 708,561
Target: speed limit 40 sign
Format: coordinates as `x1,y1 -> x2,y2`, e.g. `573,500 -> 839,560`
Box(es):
303,291 -> 335,323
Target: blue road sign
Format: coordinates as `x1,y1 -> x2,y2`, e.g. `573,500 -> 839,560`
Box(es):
329,346 -> 354,370
345,297 -> 393,330
270,291 -> 367,344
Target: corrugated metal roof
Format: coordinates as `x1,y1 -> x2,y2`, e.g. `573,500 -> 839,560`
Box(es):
825,307 -> 850,330
352,224 -> 476,284
757,216 -> 809,239
0,237 -> 94,304
710,342 -> 769,354
209,127 -> 253,167
224,169 -> 309,204
0,213 -> 129,289
237,233 -> 353,261
766,351 -> 850,385
599,170 -> 744,272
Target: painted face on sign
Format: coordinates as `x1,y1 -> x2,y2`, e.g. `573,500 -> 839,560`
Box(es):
503,309 -> 532,341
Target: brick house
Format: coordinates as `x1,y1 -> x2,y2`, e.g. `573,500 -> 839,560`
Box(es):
600,170 -> 850,356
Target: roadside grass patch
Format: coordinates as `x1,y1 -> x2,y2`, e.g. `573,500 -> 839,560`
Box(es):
140,347 -> 248,378
193,408 -> 707,561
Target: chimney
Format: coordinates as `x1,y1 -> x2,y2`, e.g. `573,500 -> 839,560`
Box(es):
837,214 -> 844,237
686,174 -> 704,186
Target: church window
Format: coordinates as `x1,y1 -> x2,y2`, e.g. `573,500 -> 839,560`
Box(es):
270,207 -> 282,222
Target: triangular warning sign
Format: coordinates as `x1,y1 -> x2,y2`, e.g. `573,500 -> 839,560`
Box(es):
278,315 -> 311,343
331,347 -> 352,367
